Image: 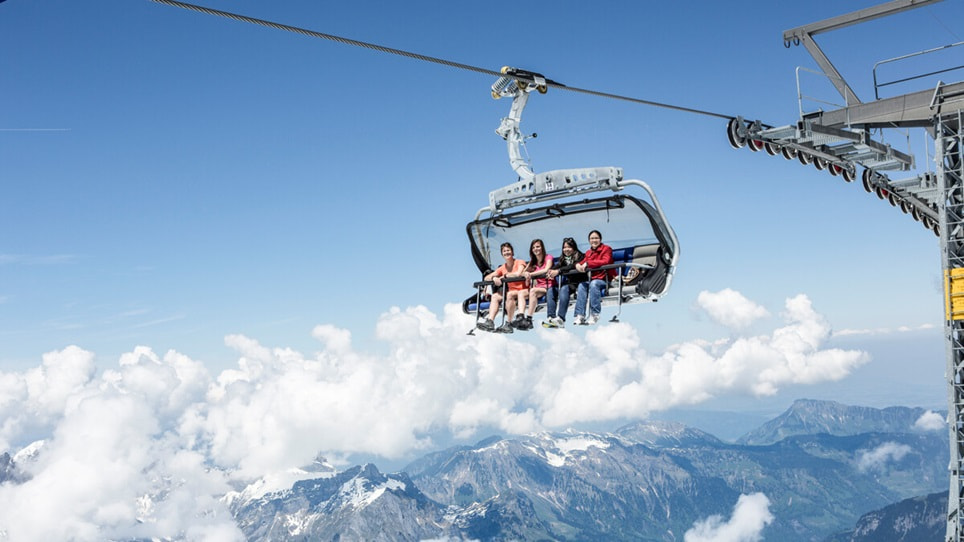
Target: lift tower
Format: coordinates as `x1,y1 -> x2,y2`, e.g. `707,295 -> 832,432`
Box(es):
727,1 -> 964,538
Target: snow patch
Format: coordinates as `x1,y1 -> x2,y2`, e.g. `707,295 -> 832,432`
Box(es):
342,477 -> 406,508
472,440 -> 507,454
12,440 -> 44,464
227,467 -> 337,504
544,451 -> 566,467
527,434 -> 612,467
553,436 -> 610,454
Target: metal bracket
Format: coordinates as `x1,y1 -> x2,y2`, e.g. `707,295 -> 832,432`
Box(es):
488,166 -> 624,212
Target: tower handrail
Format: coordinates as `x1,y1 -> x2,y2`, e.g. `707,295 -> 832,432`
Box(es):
873,40 -> 964,100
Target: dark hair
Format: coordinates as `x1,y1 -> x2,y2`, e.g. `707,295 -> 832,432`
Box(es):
588,230 -> 602,240
500,242 -> 514,254
562,237 -> 577,250
528,239 -> 547,267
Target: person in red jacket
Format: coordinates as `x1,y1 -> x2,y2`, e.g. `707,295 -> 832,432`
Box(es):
573,230 -> 613,325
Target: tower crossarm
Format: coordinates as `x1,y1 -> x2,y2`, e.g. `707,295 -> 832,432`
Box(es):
805,81 -> 964,130
782,0 -> 945,107
783,0 -> 944,41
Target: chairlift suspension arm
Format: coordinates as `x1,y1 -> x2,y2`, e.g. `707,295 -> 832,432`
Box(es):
494,84 -> 535,182
487,67 -> 626,213
491,67 -> 556,183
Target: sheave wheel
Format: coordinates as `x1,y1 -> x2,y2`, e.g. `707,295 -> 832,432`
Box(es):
726,118 -> 746,149
842,165 -> 856,182
861,169 -> 874,193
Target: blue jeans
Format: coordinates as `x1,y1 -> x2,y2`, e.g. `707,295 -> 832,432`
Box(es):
575,279 -> 607,317
545,281 -> 571,321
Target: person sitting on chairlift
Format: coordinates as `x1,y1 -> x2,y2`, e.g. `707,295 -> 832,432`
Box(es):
516,239 -> 553,330
476,242 -> 528,333
573,230 -> 614,326
543,236 -> 585,329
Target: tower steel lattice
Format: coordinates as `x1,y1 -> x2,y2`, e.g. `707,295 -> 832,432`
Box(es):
725,1 -> 964,538
940,110 -> 964,539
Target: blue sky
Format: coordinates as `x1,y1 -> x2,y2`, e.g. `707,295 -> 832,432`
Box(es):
2,1 -> 963,538
1,2 -> 958,413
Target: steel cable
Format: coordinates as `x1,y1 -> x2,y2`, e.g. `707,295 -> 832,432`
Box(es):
149,0 -> 737,121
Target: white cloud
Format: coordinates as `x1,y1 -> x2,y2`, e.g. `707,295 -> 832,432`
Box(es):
697,289 -> 770,330
0,254 -> 77,266
857,442 -> 913,472
0,292 -> 868,539
833,323 -> 936,337
915,410 -> 945,432
0,345 -> 96,451
0,357 -> 241,541
684,493 -> 773,542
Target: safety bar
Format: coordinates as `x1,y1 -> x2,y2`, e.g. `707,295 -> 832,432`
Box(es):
469,262 -> 654,331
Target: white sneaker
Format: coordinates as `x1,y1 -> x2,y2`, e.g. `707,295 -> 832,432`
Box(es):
588,314 -> 600,325
574,315 -> 587,326
552,317 -> 565,328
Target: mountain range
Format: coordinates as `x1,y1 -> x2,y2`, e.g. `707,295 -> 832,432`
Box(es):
221,398 -> 948,541
827,491 -> 946,541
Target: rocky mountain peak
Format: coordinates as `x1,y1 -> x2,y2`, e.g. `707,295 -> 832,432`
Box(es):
738,399 -> 937,445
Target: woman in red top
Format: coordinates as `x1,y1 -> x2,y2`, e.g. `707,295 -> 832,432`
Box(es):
573,230 -> 613,325
477,242 -> 528,333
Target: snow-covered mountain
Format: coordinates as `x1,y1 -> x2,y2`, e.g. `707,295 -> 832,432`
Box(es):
228,462 -> 453,541
224,400 -> 948,541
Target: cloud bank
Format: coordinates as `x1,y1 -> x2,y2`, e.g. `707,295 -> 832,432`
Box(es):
0,292 -> 867,540
857,442 -> 913,472
684,493 -> 773,542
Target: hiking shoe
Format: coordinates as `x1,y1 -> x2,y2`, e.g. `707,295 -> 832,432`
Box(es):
574,315 -> 587,326
496,322 -> 514,333
588,314 -> 600,325
513,316 -> 532,330
476,319 -> 495,332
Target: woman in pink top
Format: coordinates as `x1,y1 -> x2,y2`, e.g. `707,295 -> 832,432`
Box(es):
517,239 -> 553,330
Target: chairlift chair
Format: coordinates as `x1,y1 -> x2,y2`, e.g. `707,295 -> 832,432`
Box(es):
464,68 -> 680,327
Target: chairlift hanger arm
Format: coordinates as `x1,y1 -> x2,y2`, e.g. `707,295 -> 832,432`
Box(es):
487,67 -> 627,213
490,67 -> 560,183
